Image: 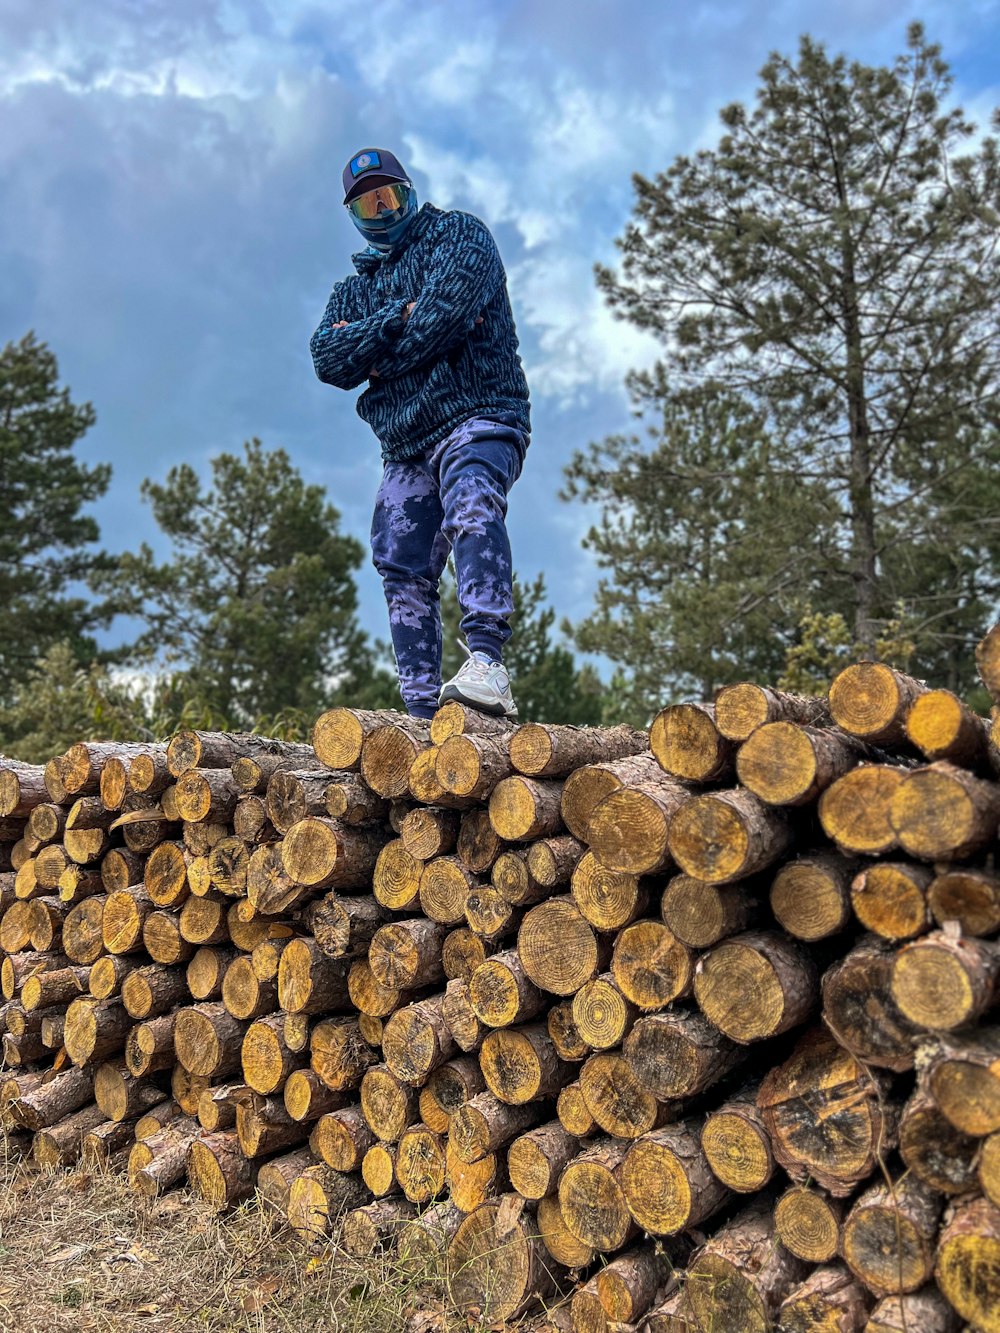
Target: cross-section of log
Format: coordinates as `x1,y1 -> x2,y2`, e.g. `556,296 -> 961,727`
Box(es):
395,1122 -> 446,1202
142,842 -> 189,908
981,1131 -> 1000,1207
518,896 -> 608,997
694,931 -> 816,1043
488,776 -> 564,843
361,1065 -> 419,1143
650,702 -> 734,783
310,1016 -> 378,1090
174,1003 -> 246,1078
935,1195 -> 1000,1332
558,1137 -> 636,1253
257,1146 -> 315,1213
418,856 -> 479,925
264,770 -> 330,834
822,936 -> 920,1072
125,1013 -> 177,1077
849,861 -> 933,942
303,893 -> 386,963
842,1174 -> 942,1296
448,1202 -> 560,1323
560,752 -> 662,843
313,707 -> 407,771
685,1200 -> 808,1333
892,930 -> 1000,1031
399,807 -> 459,861
929,866 -> 1000,937
20,964 -> 88,1011
899,1086 -> 978,1196
700,1084 -> 775,1193
623,1009 -> 743,1101
369,918 -> 447,991
342,1199 -> 417,1257
906,688 -> 992,769
188,1130 -> 256,1209
715,684 -> 829,741
221,956 -> 276,1021
572,974 -> 636,1050
236,1092 -> 308,1157
434,734 -> 512,802
186,945 -> 237,1002
282,1069 -> 346,1124
127,748 -> 171,797
621,1119 -> 730,1235
363,1138 -> 399,1197
360,719 -> 430,798
547,1002 -> 589,1064
371,840 -> 423,913
324,772 -> 389,827
102,887 -> 153,955
818,765 -> 906,855
309,1104 -> 373,1170
922,1026 -> 1000,1135
469,950 -> 543,1029
587,774 -> 689,875
64,996 -> 132,1066
570,853 -> 648,933
480,1023 -> 570,1105
889,761 -> 1000,861
449,1092 -> 539,1165
535,1191 -> 594,1270
773,1187 -> 845,1264
430,701 -> 515,745
277,937 -> 351,1015
287,1163 -> 370,1241
737,722 -> 863,807
670,788 -> 794,884
828,662 -> 926,746
661,873 -> 756,949
279,818 -> 389,896
507,1120 -> 580,1200
611,919 -> 694,1012
382,996 -> 456,1084
0,761 -> 48,818
776,1264 -> 870,1333
767,853 -> 852,943
758,1027 -> 897,1195
121,964 -> 188,1019
178,895 -> 228,946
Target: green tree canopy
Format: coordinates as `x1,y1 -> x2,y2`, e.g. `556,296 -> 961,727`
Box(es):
0,333 -> 118,702
583,25 -> 1000,696
101,439 -> 375,725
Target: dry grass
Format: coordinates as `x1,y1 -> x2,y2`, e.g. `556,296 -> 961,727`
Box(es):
0,1136 -> 570,1333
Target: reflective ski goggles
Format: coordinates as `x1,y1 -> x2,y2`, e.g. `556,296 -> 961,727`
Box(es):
345,181 -> 412,221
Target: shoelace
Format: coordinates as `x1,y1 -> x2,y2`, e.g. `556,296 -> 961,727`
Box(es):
455,640 -> 495,682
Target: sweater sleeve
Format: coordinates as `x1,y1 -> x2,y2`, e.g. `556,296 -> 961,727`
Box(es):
310,277 -> 410,390
372,212 -> 505,379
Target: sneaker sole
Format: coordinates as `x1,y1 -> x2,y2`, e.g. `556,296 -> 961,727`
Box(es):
439,682 -> 516,718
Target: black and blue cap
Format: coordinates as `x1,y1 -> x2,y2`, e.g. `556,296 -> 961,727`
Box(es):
342,147 -> 410,203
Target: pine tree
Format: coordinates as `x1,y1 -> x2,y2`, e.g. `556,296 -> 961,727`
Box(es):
0,333 -> 118,702
583,25 -> 1000,693
101,439 -> 376,725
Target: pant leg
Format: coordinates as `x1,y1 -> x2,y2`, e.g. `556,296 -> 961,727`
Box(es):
370,459 -> 450,717
430,416 -> 526,660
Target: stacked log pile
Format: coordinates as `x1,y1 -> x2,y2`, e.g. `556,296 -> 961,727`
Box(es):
5,648 -> 1000,1330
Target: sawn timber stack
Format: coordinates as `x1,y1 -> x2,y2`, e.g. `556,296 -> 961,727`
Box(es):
5,653 -> 1000,1329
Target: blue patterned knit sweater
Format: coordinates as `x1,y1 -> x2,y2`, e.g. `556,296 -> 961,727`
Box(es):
310,203 -> 531,462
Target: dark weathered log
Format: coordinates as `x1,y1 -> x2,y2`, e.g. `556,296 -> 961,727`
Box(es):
864,1288 -> 961,1333
469,950 -> 544,1029
579,1049 -> 670,1140
310,1016 -> 377,1090
395,1122 -> 447,1203
694,930 -> 817,1043
899,1085 -> 978,1196
842,1174 -> 942,1296
383,996 -> 456,1084
547,1000 -> 590,1063
935,1195 -> 1000,1332
776,1264 -> 871,1333
456,807 -> 505,874
302,891 -> 388,961
232,795 -> 274,843
822,936 -> 921,1073
480,1023 -> 570,1105
236,1092 -> 309,1158
623,1008 -> 743,1101
929,866 -> 1000,937
369,918 -> 448,992
758,1027 -> 898,1196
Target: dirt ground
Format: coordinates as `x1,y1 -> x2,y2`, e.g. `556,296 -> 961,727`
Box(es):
0,1137 -> 571,1333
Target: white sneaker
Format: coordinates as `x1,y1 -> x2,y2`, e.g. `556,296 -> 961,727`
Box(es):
440,643 -> 518,718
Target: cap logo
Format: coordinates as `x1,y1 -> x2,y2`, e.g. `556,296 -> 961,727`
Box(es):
350,151 -> 381,178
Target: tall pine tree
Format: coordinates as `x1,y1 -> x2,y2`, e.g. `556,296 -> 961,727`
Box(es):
576,25 -> 1000,696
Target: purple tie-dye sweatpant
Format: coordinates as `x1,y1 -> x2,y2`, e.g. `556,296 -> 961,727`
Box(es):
370,414 -> 528,718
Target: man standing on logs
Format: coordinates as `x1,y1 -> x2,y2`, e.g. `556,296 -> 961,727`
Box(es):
310,147 -> 531,721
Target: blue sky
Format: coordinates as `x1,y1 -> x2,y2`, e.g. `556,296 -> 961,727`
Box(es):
2,0 -> 999,666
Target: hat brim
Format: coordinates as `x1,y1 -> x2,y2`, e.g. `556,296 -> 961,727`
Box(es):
344,173 -> 407,204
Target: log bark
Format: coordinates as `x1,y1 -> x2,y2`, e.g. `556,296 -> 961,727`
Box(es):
0,761 -> 49,818
864,1288 -> 960,1333
776,1264 -> 871,1332
20,964 -> 88,1011
11,1065 -> 95,1130
899,1085 -> 979,1196
34,1101 -> 107,1167
509,722 -> 646,779
369,918 -> 448,991
842,1174 -> 942,1296
256,1146 -> 315,1214
650,701 -> 735,782
758,1027 -> 898,1196
287,1163 -> 371,1240
128,1116 -> 201,1197
236,1092 -> 309,1157
694,930 -> 817,1043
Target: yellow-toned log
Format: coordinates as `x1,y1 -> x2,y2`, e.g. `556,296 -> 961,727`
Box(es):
488,775 -> 564,842
694,930 -> 816,1043
509,722 -> 646,778
650,702 -> 734,783
572,974 -> 637,1050
121,964 -> 188,1019
661,872 -> 757,948
449,1091 -> 539,1164
287,1163 -> 370,1241
700,1084 -> 776,1194
361,1141 -> 399,1197
715,683 -> 828,741
448,1202 -> 561,1324
439,978 -> 486,1053
10,1066 -> 95,1130
821,936 -> 920,1073
536,1192 -> 595,1270
174,1003 -> 246,1078
571,852 -> 649,933
277,937 -> 351,1015
758,1027 -> 898,1196
611,919 -> 694,1012
310,1104 -> 374,1170
256,1146 -> 315,1215
127,1116 -> 200,1197
776,1265 -> 871,1333
360,1065 -> 419,1143
186,945 -> 238,1002
469,950 -> 543,1029
325,772 -> 389,826
372,839 -> 424,912
558,1137 -> 635,1253
906,687 -> 992,768
188,1130 -> 256,1209
774,1187 -> 845,1264
579,1049 -> 670,1140
196,1081 -> 252,1132
125,1013 -> 177,1077
395,1122 -> 446,1203
507,1119 -> 581,1200
621,1118 -> 730,1235
310,1016 -> 377,1091
312,707 -> 409,771
517,895 -> 609,997
842,1174 -> 942,1296
668,788 -> 793,883
769,853 -> 855,942
889,760 -> 1000,860
359,718 -> 430,799
399,806 -> 460,860
892,930 -> 1000,1032
737,722 -> 864,806
435,734 -> 512,801
588,774 -> 689,875
456,807 -> 504,874
418,856 -> 479,925
850,861 -> 933,941
936,1195 -> 1000,1332
64,997 -> 132,1066
383,996 -> 456,1084
279,817 -> 390,895
34,1102 -> 107,1168
559,752 -> 662,842
828,661 -> 927,745
283,1068 -> 347,1124
818,765 -> 907,855
480,1023 -> 571,1105
526,833 -> 584,889
342,1199 -> 417,1257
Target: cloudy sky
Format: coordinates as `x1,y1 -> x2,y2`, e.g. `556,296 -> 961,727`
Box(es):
2,0 -> 999,664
